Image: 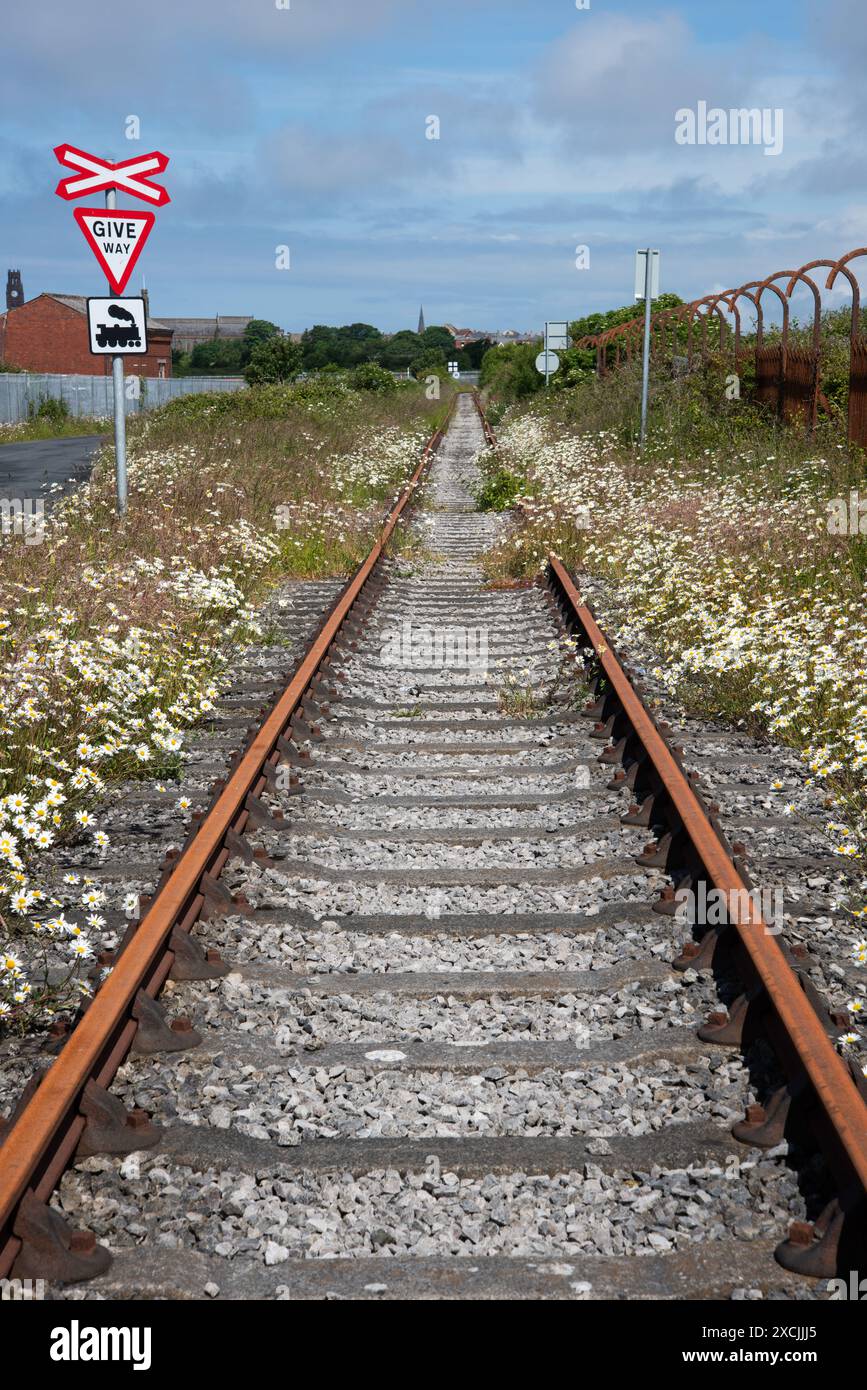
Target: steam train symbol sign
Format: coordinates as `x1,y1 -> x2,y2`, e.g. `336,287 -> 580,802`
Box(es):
87,298 -> 148,356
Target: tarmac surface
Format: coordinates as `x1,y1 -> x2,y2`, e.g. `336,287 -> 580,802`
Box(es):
0,433 -> 104,501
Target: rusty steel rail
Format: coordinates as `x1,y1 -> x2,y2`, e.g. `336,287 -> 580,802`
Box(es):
471,387 -> 867,1277
472,390 -> 497,448
0,394 -> 456,1280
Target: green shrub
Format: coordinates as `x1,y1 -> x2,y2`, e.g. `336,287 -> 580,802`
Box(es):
411,348 -> 448,378
28,396 -> 70,424
476,467 -> 523,511
290,374 -> 350,402
244,337 -> 303,385
351,362 -> 398,394
479,343 -> 543,402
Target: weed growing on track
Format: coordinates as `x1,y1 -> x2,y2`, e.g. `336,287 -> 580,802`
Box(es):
479,361 -> 867,958
474,466 -> 524,513
0,378 -> 451,1033
492,657 -> 551,717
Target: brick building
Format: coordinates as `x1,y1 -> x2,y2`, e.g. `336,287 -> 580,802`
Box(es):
0,293 -> 173,377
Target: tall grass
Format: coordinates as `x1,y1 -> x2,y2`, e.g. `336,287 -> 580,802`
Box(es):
0,378 -> 451,1031
479,360 -> 867,871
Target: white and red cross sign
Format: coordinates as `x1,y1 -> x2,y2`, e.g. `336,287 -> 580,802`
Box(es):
54,144 -> 170,294
54,145 -> 170,206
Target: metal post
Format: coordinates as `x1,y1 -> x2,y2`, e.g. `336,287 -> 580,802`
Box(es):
105,182 -> 128,514
639,250 -> 653,449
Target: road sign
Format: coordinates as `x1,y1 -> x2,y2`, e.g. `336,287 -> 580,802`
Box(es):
54,145 -> 171,206
73,208 -> 155,295
87,298 -> 148,355
536,350 -> 560,375
634,249 -> 660,301
546,322 -> 569,351
53,142 -> 169,517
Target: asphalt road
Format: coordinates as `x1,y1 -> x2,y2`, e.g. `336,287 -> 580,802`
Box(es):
0,434 -> 106,502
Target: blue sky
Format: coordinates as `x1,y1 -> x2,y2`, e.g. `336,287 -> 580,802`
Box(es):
2,0 -> 863,332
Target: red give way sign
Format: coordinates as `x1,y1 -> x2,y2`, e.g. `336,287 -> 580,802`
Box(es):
72,208 -> 155,295
54,145 -> 170,206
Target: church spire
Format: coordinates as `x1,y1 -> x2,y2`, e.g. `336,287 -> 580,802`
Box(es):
417,304 -> 425,335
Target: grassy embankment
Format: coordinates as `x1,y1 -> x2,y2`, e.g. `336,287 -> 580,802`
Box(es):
0,375 -> 452,1029
0,416 -> 112,443
476,355 -> 867,885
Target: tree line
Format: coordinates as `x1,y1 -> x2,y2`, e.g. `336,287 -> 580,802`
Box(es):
174,320 -> 494,384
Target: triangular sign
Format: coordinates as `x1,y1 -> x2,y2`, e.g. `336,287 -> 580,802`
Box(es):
72,207 -> 155,295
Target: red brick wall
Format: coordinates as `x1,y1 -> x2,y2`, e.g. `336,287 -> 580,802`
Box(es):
0,296 -> 172,378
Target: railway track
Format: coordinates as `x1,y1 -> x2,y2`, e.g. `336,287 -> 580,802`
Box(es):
1,391 -> 866,1301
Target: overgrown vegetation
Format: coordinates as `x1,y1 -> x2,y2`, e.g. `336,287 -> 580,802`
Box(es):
0,396 -> 111,443
0,377 -> 452,1032
475,465 -> 524,512
351,362 -> 399,394
243,335 -> 303,386
479,352 -> 867,890
478,342 -> 542,402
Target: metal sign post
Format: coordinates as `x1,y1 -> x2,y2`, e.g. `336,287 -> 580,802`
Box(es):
540,322 -> 568,387
635,250 -> 660,448
54,141 -> 169,516
541,322 -> 569,389
105,182 -> 128,514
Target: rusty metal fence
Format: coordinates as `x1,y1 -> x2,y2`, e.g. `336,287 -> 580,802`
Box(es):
574,247 -> 867,447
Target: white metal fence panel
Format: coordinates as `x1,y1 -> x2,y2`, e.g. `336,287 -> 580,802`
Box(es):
0,373 -> 247,423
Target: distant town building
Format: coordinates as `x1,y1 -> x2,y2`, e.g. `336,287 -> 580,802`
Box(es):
493,328 -> 538,345
0,294 -> 173,377
443,323 -> 538,349
417,305 -> 426,335
159,315 -> 253,353
6,271 -> 24,312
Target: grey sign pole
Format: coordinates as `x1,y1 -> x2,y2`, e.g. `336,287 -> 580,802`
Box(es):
104,181 -> 128,514
543,322 -> 568,389
639,251 -> 653,449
